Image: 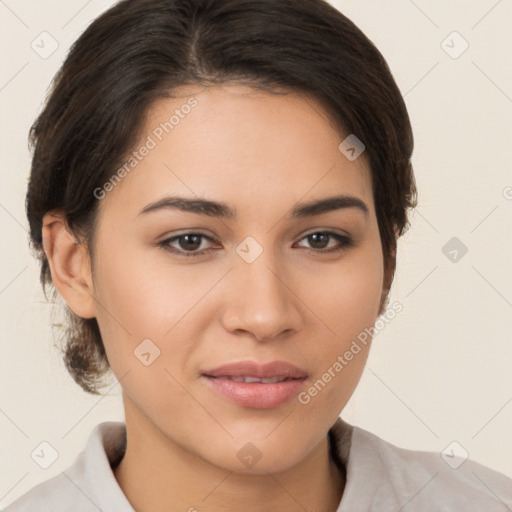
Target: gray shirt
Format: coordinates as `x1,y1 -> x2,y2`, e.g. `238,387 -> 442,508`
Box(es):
4,417 -> 512,511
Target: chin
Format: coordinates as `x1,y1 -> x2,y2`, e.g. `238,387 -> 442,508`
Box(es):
206,439 -> 307,476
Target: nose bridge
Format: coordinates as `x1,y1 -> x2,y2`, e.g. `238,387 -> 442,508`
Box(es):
221,239 -> 302,340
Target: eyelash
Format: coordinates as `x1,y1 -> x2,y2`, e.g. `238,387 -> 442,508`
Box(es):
158,231 -> 354,258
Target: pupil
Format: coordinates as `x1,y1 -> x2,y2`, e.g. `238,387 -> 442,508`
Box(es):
180,235 -> 201,251
309,233 -> 328,249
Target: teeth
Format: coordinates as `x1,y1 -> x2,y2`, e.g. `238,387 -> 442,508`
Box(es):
218,376 -> 289,383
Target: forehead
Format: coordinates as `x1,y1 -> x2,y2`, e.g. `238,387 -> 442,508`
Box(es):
97,84 -> 374,224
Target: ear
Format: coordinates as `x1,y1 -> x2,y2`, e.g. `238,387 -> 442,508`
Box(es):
42,211 -> 96,319
378,243 -> 397,317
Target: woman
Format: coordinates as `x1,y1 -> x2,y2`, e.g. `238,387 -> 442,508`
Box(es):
6,0 -> 512,510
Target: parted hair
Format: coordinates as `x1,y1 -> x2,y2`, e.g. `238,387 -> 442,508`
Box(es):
26,0 -> 417,395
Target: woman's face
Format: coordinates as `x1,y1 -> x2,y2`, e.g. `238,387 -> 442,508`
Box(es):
91,84 -> 384,473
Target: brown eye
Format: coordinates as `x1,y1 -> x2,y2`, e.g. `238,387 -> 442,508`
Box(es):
174,234 -> 204,251
158,233 -> 217,257
296,231 -> 353,254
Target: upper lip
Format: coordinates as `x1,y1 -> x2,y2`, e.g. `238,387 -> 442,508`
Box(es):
202,360 -> 308,379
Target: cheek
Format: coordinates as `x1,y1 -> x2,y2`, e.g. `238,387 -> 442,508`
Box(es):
307,243 -> 384,336
91,242 -> 216,381
92,241 -> 183,331
90,244 -> 166,372
301,241 -> 383,404
92,226 -> 383,394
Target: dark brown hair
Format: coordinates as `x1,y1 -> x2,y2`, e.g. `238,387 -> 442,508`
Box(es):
26,0 -> 417,395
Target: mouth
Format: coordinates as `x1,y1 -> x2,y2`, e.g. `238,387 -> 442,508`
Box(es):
201,359 -> 308,380
201,360 -> 308,409
206,375 -> 297,383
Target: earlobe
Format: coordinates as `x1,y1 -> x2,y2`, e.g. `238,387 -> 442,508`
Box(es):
42,212 -> 96,319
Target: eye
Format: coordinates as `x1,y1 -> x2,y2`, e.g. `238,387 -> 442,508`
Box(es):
158,230 -> 354,258
295,231 -> 354,254
158,233 -> 217,257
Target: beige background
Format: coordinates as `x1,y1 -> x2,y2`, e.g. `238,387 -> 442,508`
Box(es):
1,0 -> 511,506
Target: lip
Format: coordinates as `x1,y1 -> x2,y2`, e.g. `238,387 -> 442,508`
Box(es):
202,375 -> 308,409
201,360 -> 309,409
202,360 -> 308,379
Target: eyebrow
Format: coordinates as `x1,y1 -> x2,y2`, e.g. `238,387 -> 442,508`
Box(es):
138,194 -> 369,220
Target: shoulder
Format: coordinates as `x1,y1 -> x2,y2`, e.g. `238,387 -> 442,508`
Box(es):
2,471 -> 94,512
4,421 -> 132,512
331,418 -> 512,511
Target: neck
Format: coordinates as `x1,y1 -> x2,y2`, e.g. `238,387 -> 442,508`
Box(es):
113,409 -> 345,512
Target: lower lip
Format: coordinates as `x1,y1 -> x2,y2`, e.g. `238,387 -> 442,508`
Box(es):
202,376 -> 307,409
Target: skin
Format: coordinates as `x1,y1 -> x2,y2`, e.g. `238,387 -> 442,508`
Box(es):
42,84 -> 388,512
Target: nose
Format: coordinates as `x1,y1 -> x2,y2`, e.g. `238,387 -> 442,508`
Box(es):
220,250 -> 304,342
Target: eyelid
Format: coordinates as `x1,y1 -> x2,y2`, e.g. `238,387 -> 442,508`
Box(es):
157,232 -> 218,257
299,226 -> 351,238
158,228 -> 354,258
